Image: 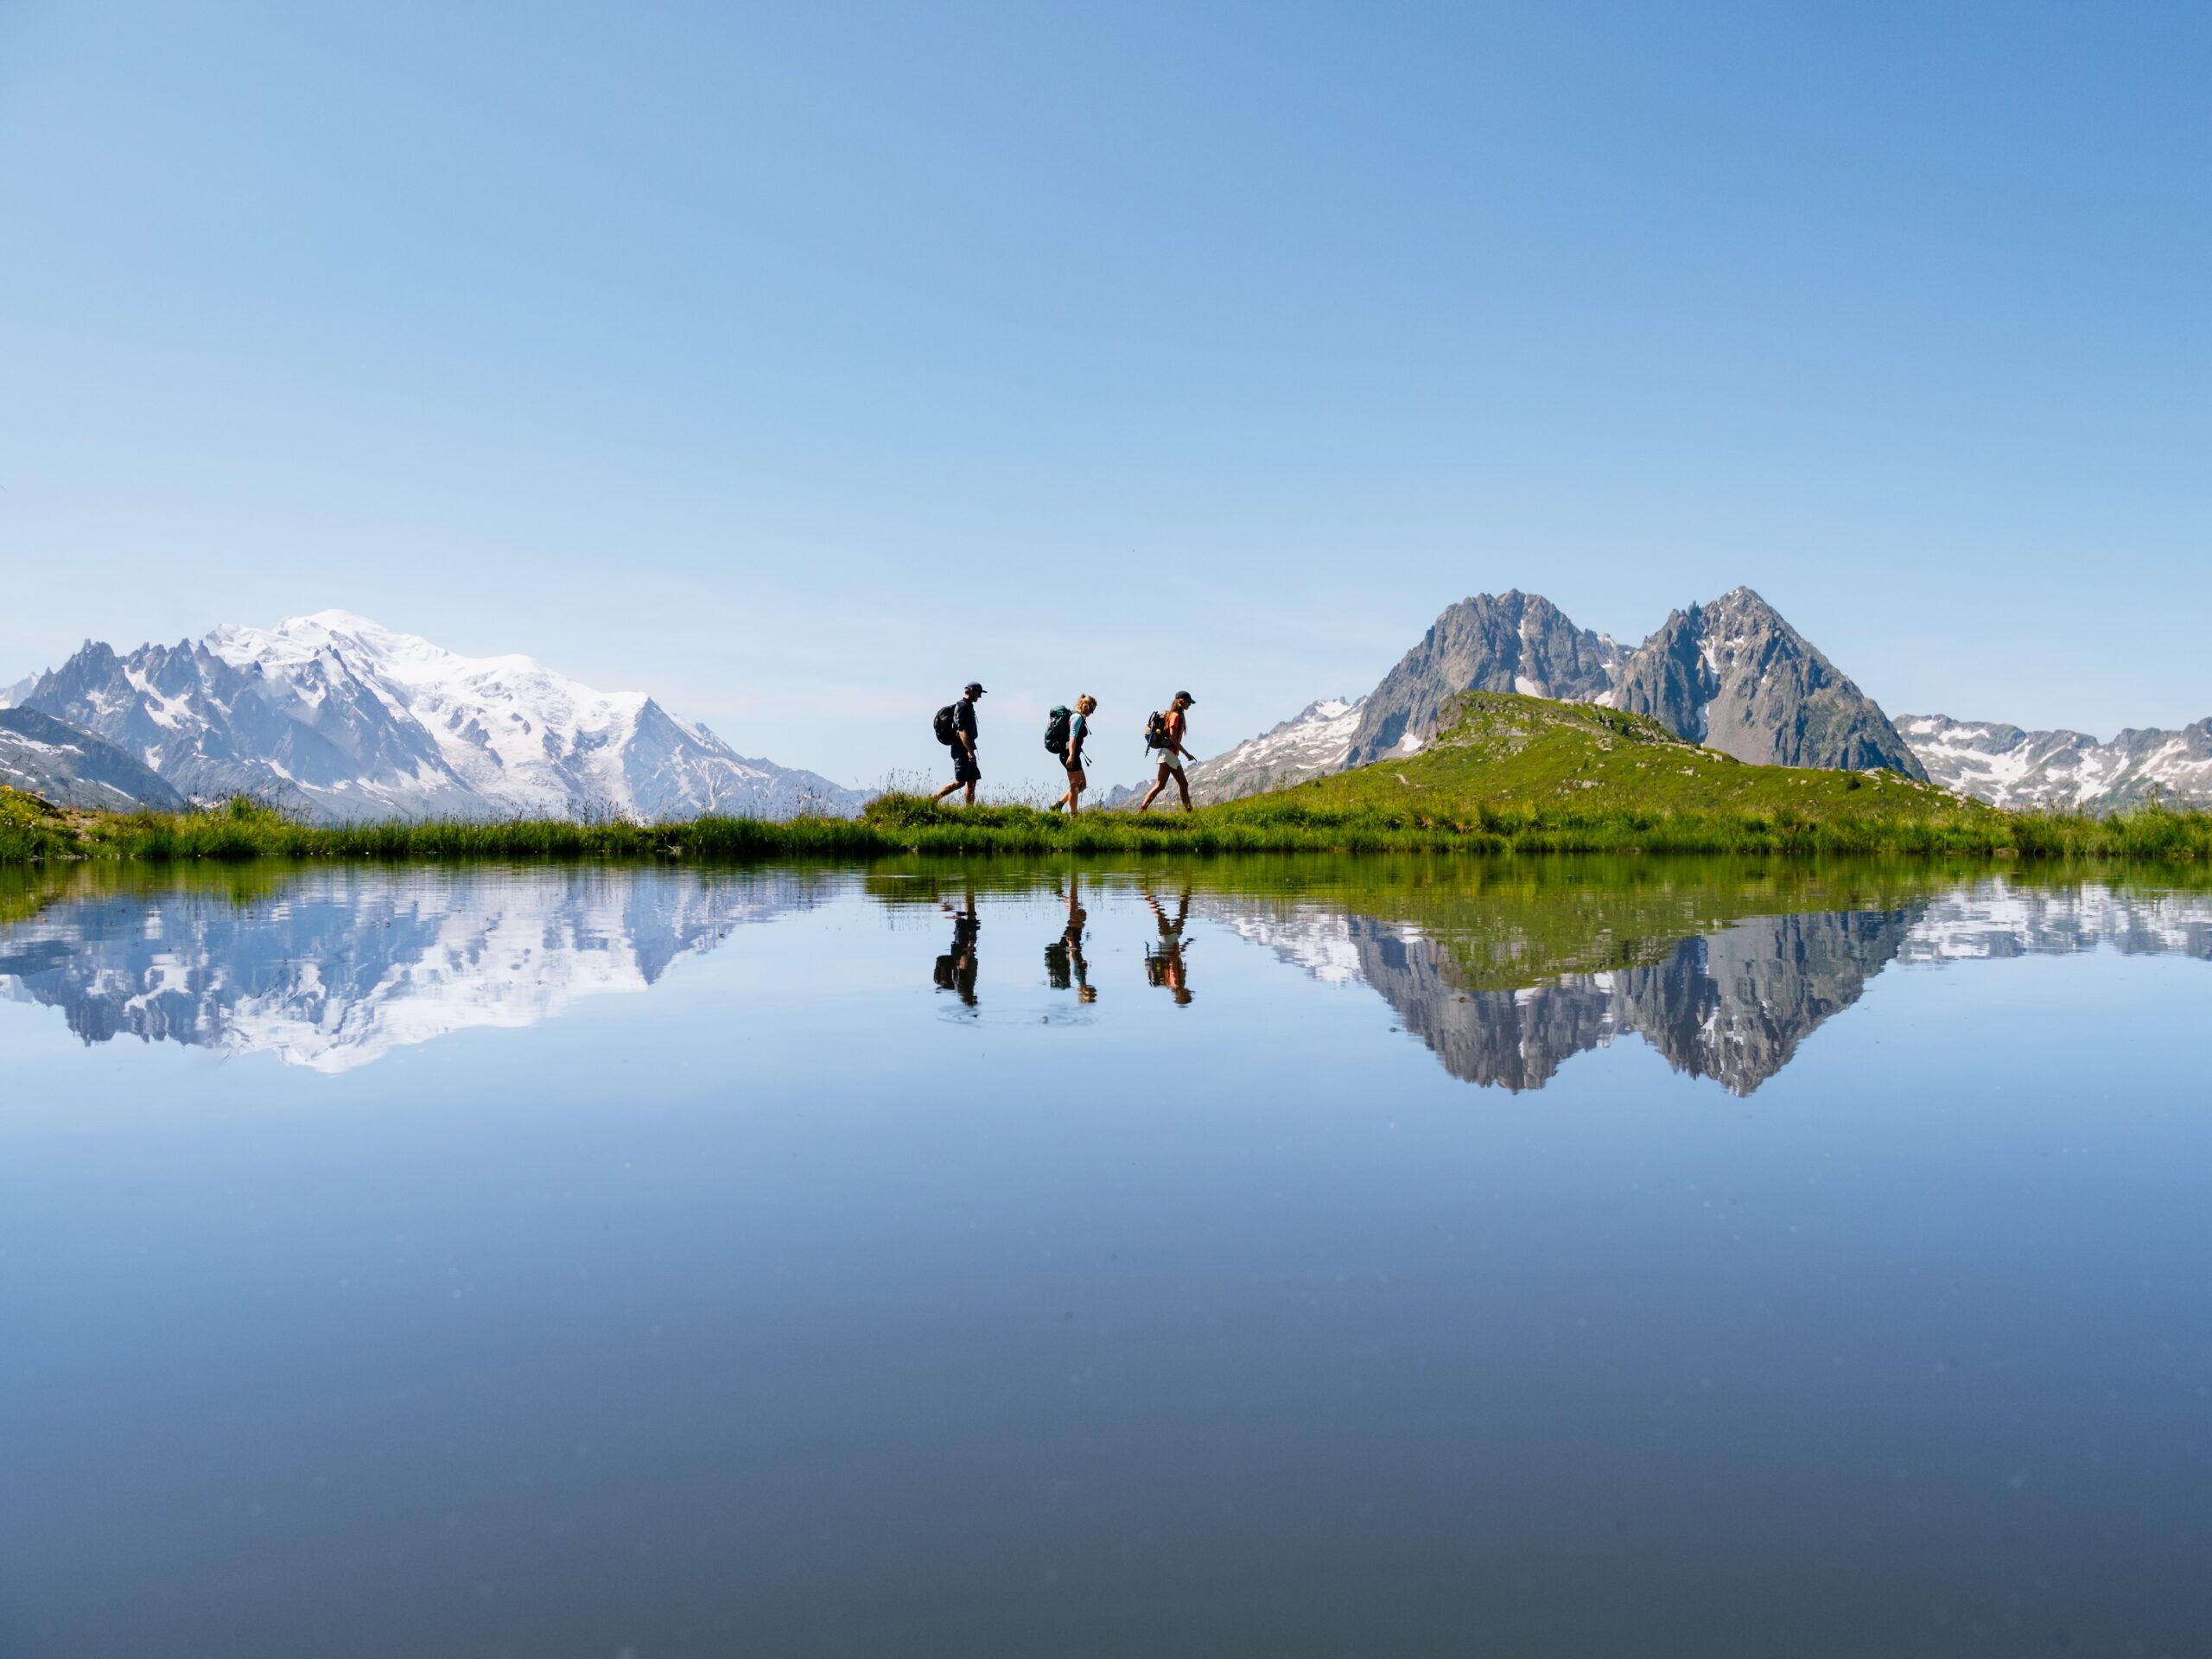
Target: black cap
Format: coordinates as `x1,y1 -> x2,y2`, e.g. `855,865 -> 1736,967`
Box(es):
1174,690 -> 1196,704
964,682 -> 986,696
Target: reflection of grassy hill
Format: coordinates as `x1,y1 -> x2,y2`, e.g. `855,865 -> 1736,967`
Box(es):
1185,852 -> 1961,989
851,856 -> 1976,989
850,853 -> 2212,989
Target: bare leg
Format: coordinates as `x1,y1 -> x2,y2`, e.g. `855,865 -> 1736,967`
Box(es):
1174,767 -> 1192,810
934,780 -> 962,803
1137,765 -> 1170,811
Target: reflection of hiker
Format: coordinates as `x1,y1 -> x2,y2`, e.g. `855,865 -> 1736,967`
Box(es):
1044,876 -> 1096,1002
1141,885 -> 1193,1005
1047,695 -> 1097,816
933,891 -> 981,1008
1136,691 -> 1197,813
932,683 -> 986,805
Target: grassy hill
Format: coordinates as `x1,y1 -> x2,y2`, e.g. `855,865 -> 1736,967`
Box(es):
1240,691 -> 1957,821
6,691 -> 2211,863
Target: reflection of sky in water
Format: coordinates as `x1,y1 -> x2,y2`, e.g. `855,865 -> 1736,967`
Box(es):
3,868 -> 2209,1093
3,866 -> 2212,1656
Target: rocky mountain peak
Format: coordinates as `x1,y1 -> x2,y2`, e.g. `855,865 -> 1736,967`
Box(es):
1608,592 -> 1924,777
1342,591 -> 1624,767
1236,586 -> 1922,785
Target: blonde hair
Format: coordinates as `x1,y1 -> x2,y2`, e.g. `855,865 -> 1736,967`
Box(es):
1077,693 -> 1097,714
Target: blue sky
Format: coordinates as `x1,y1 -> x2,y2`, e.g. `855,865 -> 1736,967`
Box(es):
2,1 -> 2206,792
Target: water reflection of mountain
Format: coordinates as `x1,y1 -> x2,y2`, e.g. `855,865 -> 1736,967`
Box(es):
0,868 -> 814,1071
1215,882 -> 2212,1095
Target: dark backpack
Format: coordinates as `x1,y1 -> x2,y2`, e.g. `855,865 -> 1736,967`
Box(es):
1144,710 -> 1170,751
933,703 -> 961,747
1043,706 -> 1072,754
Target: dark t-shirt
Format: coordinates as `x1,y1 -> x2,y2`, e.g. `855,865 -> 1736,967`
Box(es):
954,699 -> 978,750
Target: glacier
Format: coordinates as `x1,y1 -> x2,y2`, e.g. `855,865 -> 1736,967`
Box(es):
10,610 -> 869,823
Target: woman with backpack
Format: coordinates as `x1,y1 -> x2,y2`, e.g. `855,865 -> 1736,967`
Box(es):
1136,690 -> 1197,813
1048,694 -> 1097,815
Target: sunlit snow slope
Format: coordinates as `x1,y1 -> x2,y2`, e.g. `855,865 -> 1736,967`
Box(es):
11,611 -> 867,822
1898,715 -> 2212,811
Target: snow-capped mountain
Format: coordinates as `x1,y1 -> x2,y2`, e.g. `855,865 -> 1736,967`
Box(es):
1897,715 -> 2212,811
1182,696 -> 1368,804
10,610 -> 868,822
0,708 -> 188,810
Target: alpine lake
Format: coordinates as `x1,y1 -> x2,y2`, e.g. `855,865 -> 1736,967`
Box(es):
3,855 -> 2209,1659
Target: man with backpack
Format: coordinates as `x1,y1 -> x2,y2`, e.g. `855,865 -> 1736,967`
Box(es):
1046,694 -> 1096,816
932,683 -> 985,804
1136,690 -> 1197,813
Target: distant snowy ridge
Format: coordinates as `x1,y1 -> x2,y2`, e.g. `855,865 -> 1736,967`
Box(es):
10,610 -> 868,823
1898,714 -> 2212,811
1091,696 -> 1368,810
1184,696 -> 1368,804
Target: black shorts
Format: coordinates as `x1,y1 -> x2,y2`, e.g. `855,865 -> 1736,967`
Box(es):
1064,757 -> 1086,776
952,753 -> 982,784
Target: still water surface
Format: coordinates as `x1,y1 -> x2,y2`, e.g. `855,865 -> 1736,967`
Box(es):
2,860 -> 2209,1656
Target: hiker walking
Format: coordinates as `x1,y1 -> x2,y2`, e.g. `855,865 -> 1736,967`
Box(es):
1047,695 -> 1097,815
1136,691 -> 1197,813
932,682 -> 986,804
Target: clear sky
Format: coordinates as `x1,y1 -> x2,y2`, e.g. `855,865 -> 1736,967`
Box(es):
2,1 -> 2206,794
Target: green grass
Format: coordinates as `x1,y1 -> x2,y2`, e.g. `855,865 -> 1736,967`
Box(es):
5,690 -> 2209,865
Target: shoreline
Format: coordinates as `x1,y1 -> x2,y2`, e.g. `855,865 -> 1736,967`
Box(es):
6,788 -> 2209,866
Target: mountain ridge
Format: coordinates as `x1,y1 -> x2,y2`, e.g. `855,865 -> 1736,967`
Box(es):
1182,587 -> 1924,798
0,708 -> 190,811
1608,588 -> 1926,778
11,610 -> 867,823
1898,714 -> 2212,810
